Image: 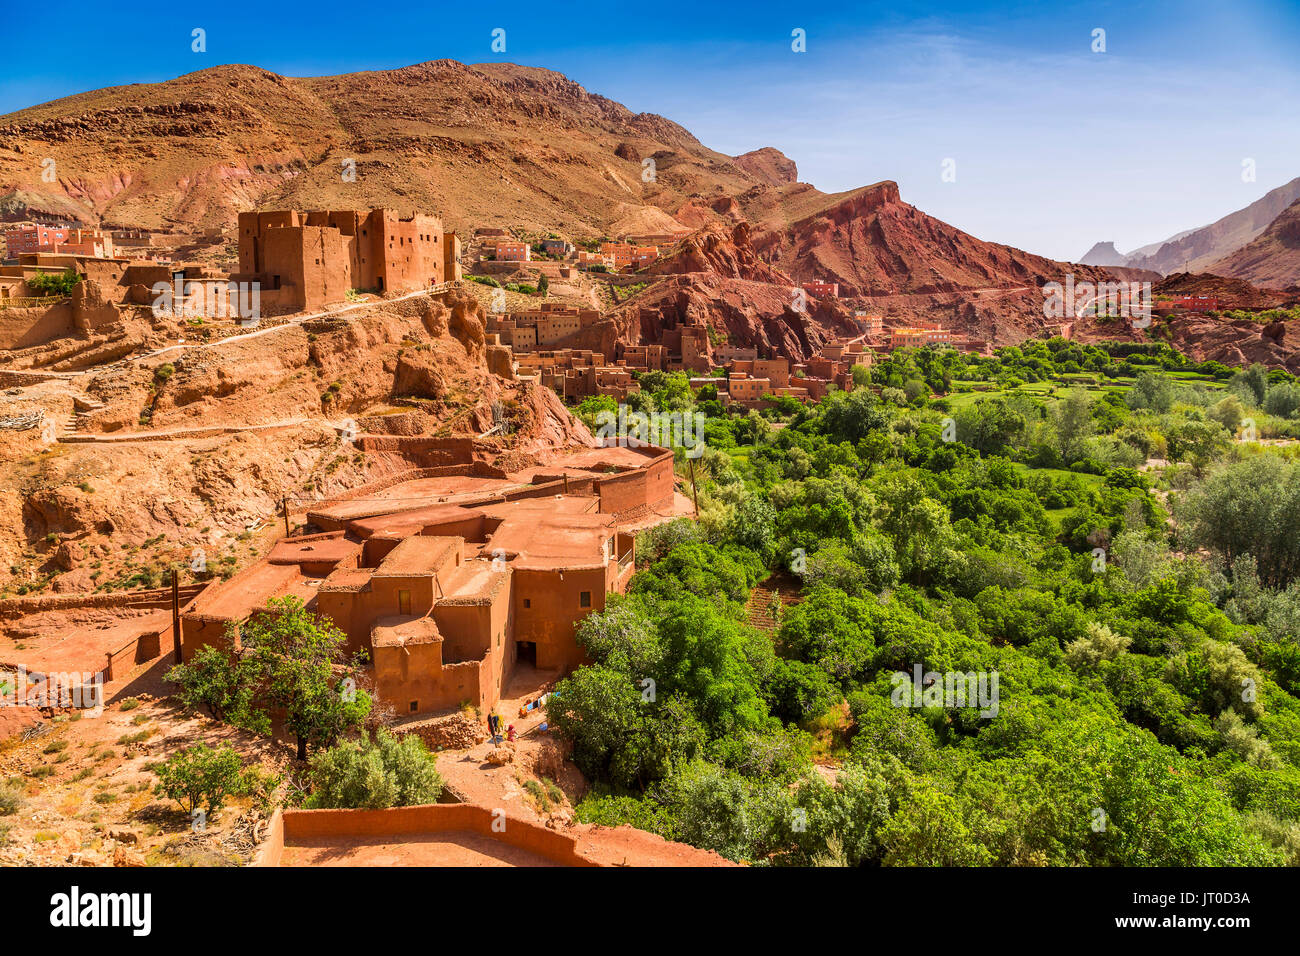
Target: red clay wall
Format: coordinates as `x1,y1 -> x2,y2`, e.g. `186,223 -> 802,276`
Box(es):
596,452 -> 674,516
510,565 -> 611,671
262,805 -> 596,867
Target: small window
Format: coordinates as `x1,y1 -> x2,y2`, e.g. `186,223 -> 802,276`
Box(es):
523,598 -> 531,609
580,591 -> 592,608
398,589 -> 411,615
409,700 -> 418,713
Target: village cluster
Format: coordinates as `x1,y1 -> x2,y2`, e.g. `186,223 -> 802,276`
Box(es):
0,205 -> 1048,729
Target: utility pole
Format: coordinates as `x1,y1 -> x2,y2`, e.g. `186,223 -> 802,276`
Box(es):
170,569 -> 182,665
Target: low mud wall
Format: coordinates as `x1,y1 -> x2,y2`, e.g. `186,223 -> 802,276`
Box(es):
252,804 -> 598,867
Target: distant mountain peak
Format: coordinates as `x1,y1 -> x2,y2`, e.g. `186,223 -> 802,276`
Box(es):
1078,241 -> 1129,267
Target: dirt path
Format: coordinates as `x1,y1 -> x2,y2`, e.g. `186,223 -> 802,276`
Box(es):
19,287 -> 444,383
56,417 -> 349,444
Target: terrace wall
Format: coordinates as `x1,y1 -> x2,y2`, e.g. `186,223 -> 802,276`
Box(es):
253,805 -> 597,867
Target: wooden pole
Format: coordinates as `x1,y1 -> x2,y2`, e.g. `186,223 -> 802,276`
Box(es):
170,569 -> 182,664
282,497 -> 290,537
688,457 -> 699,516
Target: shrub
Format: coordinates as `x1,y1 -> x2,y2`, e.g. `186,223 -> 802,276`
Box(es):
305,730 -> 444,809
0,781 -> 24,816
27,269 -> 82,297
152,744 -> 245,814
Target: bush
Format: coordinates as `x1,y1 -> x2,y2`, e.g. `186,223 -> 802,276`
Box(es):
152,744 -> 246,814
26,269 -> 82,297
0,780 -> 24,816
305,730 -> 444,809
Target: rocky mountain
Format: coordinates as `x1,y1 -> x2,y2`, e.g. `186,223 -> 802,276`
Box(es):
748,181 -> 1117,300
8,58 -> 1283,354
1209,197 -> 1300,290
0,61 -> 803,237
1121,177 -> 1300,275
1078,241 -> 1130,267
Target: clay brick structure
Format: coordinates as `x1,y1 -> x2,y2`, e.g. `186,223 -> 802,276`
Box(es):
180,442 -> 681,719
621,344 -> 668,371
855,312 -> 884,338
54,228 -> 115,258
599,242 -> 659,271
234,209 -> 461,313
803,280 -> 839,299
540,238 -> 574,257
4,223 -> 72,257
890,325 -> 953,348
487,304 -> 601,349
491,240 -> 530,262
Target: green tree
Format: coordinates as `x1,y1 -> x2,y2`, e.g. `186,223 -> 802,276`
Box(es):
152,744 -> 246,815
240,596 -> 372,760
1050,390 -> 1095,464
1178,456 -> 1300,587
166,643 -> 267,733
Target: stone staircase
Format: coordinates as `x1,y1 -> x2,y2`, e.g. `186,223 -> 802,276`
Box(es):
62,395 -> 106,438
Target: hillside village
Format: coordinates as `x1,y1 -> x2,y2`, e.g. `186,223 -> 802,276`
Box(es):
2,54 -> 1300,876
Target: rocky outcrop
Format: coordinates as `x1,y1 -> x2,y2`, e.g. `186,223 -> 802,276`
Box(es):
446,294 -> 486,357
486,344 -> 515,380
647,221 -> 793,284
732,147 -> 798,186
392,353 -> 447,399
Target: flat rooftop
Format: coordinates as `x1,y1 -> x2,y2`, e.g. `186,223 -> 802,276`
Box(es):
481,502 -> 615,568
194,562 -> 323,620
438,560 -> 503,601
268,536 -> 359,566
348,503 -> 486,541
518,444 -> 667,475
375,536 -> 459,576
371,615 -> 440,648
0,610 -> 170,677
308,477 -> 526,523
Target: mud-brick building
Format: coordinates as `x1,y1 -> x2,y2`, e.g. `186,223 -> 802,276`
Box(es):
180,442 -> 680,718
233,209 -> 462,313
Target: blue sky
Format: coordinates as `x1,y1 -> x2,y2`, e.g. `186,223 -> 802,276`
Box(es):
4,0 -> 1299,260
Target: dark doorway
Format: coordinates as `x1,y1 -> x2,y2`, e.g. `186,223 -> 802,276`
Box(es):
517,641 -> 537,667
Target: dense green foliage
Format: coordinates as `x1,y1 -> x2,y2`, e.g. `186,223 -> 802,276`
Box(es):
306,730 -> 444,809
26,269 -> 82,297
550,340 -> 1300,865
